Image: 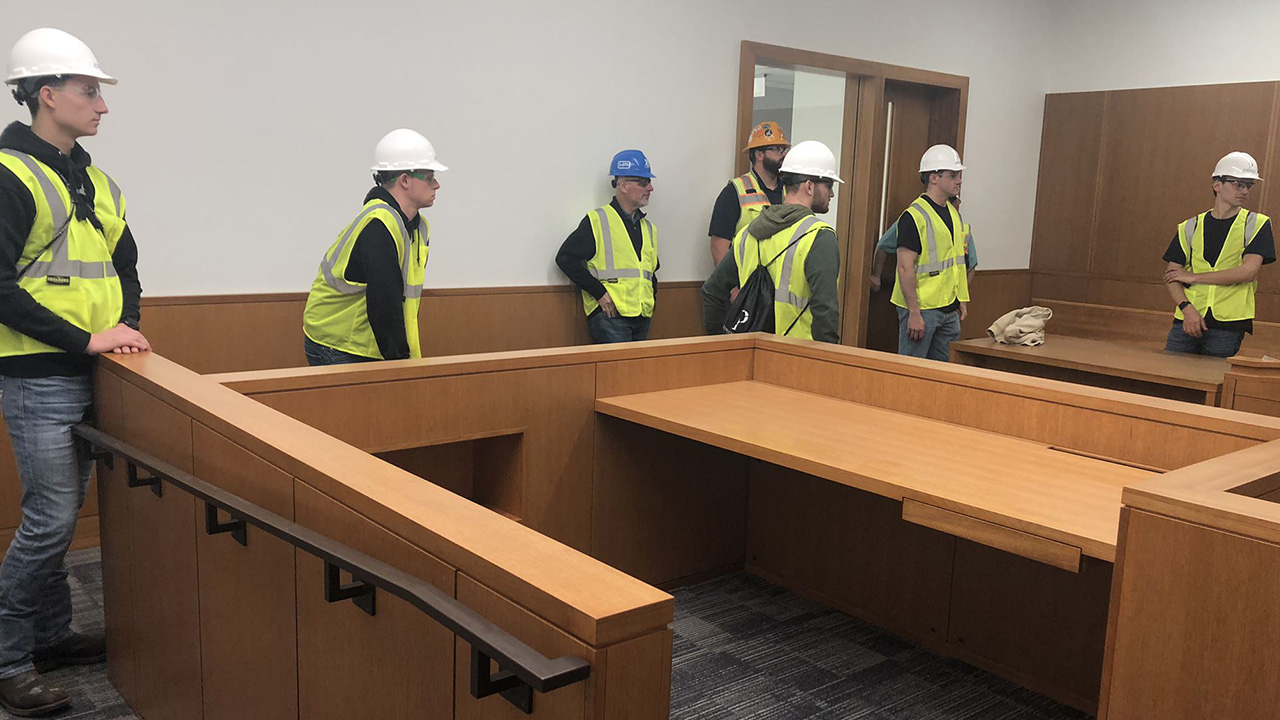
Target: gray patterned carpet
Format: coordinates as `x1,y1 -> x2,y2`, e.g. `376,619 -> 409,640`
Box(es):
1,552 -> 1090,720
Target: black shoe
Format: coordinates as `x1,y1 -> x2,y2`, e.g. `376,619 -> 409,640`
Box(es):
0,670 -> 70,717
32,631 -> 106,673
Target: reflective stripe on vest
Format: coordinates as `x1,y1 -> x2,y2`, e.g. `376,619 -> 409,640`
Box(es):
773,216 -> 822,308
318,202 -> 422,300
2,151 -> 118,280
586,208 -> 655,281
908,199 -> 960,276
736,173 -> 769,208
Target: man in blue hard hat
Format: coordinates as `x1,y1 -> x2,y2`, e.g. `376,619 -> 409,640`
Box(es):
556,150 -> 659,343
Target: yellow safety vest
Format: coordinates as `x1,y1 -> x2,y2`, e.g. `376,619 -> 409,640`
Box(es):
0,151 -> 125,357
729,172 -> 772,238
1175,209 -> 1269,323
582,205 -> 658,317
303,199 -> 428,359
891,196 -> 970,310
733,214 -> 834,340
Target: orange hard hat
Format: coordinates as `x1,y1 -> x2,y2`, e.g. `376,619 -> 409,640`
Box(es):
743,121 -> 790,152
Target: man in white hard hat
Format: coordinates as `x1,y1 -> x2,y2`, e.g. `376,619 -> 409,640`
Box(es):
303,129 -> 444,364
870,195 -> 977,292
556,149 -> 659,343
0,28 -> 150,716
707,121 -> 790,266
891,144 -> 970,361
1162,151 -> 1274,357
702,140 -> 842,342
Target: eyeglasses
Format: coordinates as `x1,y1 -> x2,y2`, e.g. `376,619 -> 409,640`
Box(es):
408,170 -> 437,184
1221,179 -> 1255,191
56,84 -> 102,102
622,177 -> 652,188
764,145 -> 789,154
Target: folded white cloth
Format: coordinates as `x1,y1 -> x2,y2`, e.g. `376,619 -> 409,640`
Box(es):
987,306 -> 1053,346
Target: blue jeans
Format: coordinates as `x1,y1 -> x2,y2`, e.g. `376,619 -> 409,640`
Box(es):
0,375 -> 94,680
304,336 -> 376,366
897,306 -> 962,361
587,313 -> 652,344
1164,321 -> 1245,358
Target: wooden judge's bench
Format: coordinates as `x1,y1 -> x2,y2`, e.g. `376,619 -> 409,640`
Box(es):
82,334 -> 1280,719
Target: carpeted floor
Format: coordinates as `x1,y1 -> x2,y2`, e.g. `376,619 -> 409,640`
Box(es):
1,551 -> 1091,720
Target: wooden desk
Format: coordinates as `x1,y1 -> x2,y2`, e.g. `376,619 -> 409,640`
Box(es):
598,381 -> 1150,568
950,335 -> 1227,405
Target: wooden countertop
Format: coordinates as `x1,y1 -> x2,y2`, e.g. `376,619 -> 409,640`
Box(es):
951,335 -> 1227,391
597,380 -> 1156,563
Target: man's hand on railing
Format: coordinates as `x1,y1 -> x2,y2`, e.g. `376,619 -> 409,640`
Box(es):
86,324 -> 150,355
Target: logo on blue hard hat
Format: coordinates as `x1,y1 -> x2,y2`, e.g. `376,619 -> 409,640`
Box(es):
611,149 -> 655,178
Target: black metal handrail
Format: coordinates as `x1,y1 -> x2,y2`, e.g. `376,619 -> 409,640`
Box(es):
73,424 -> 590,714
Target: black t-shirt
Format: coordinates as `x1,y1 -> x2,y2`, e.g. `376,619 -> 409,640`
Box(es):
895,195 -> 959,313
707,170 -> 784,240
1162,211 -> 1275,332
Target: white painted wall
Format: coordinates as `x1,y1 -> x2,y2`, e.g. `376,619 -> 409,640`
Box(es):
5,0 -> 1055,295
1048,0 -> 1280,93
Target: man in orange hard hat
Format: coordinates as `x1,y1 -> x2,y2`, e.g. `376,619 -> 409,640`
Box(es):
707,121 -> 790,267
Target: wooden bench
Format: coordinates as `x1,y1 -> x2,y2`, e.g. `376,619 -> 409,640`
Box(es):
950,335 -> 1228,405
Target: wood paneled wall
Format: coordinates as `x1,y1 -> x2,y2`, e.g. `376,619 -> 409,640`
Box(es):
1030,82 -> 1280,351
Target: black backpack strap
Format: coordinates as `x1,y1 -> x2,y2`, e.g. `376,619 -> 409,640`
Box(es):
764,216 -> 822,268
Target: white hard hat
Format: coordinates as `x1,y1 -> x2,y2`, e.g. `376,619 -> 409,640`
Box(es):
6,28 -> 116,86
779,140 -> 844,183
919,144 -> 966,173
1213,151 -> 1262,181
371,129 -> 448,173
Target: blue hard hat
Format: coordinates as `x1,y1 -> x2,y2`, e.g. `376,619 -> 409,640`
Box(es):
609,149 -> 655,178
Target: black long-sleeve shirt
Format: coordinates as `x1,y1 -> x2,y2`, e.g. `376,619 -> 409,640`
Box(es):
0,121 -> 142,377
555,197 -> 658,317
338,187 -> 422,360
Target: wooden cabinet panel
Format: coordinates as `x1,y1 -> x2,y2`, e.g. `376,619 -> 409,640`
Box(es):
120,381 -> 203,720
747,464 -> 954,643
948,541 -> 1112,712
595,350 -> 752,398
1102,510 -> 1280,720
591,416 -> 748,587
93,369 -> 137,706
193,424 -> 297,720
295,481 -> 455,720
587,630 -> 672,720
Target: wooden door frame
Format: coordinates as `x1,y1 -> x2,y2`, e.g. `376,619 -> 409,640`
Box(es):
737,41 -> 970,347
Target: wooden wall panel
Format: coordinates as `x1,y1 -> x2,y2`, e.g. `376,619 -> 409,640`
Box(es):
1030,92 -> 1106,275
1030,82 -> 1280,352
961,269 -> 1033,340
295,481 -> 456,720
137,283 -> 705,376
192,424 -> 298,720
119,382 -> 203,720
1102,509 -> 1280,719
1093,82 -> 1277,281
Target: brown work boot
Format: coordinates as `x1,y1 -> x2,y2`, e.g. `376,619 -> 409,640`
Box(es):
32,631 -> 106,673
0,670 -> 70,717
